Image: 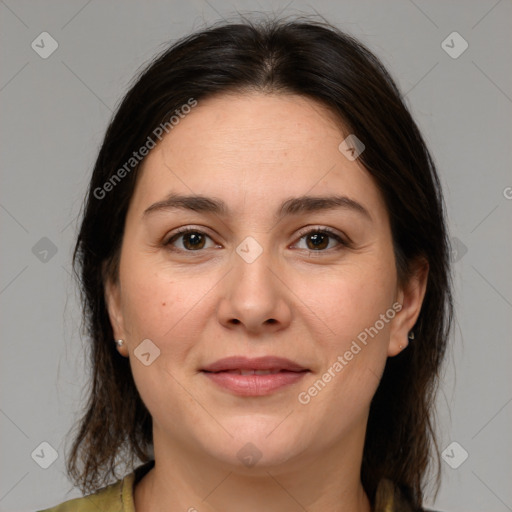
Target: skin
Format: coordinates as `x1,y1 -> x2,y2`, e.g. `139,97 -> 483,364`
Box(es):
105,92 -> 428,512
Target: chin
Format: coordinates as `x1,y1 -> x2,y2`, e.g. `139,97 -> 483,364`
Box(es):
206,419 -> 304,468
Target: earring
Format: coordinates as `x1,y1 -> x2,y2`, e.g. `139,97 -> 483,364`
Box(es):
115,339 -> 124,347
399,344 -> 403,350
408,331 -> 415,340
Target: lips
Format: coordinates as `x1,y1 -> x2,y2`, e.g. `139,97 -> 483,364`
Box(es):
219,369 -> 284,375
201,356 -> 308,373
201,356 -> 309,396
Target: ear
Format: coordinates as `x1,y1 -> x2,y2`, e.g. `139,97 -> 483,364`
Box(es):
388,258 -> 429,357
104,276 -> 129,357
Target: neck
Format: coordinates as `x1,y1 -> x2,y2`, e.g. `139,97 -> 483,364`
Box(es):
134,426 -> 371,512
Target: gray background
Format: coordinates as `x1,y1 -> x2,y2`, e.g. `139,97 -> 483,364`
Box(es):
1,1 -> 511,511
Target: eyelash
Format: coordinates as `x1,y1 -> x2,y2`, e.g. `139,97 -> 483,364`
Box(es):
164,226 -> 349,254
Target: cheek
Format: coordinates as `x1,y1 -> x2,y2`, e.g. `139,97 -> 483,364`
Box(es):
121,273 -> 174,339
291,254 -> 397,413
118,264 -> 205,408
119,256 -> 194,342
295,258 -> 397,346
119,259 -> 218,361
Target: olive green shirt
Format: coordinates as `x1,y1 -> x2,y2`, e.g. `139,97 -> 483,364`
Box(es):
38,460 -> 415,512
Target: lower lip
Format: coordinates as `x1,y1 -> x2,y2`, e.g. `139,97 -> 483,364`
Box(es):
202,370 -> 309,396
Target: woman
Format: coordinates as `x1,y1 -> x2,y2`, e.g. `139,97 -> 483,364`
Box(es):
40,17 -> 453,512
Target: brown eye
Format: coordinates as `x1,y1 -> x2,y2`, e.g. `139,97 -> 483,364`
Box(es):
165,228 -> 216,251
181,232 -> 206,250
305,232 -> 329,250
294,228 -> 347,252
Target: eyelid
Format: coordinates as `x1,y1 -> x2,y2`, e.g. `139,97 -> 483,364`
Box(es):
164,225 -> 219,248
292,225 -> 350,251
294,225 -> 348,242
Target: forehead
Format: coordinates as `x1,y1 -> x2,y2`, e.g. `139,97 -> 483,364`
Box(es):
129,92 -> 388,222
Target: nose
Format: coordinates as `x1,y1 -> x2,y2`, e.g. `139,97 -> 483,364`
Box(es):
216,244 -> 292,335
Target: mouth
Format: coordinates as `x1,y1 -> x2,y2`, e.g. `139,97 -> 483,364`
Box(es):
203,369 -> 305,375
201,355 -> 308,373
200,356 -> 310,396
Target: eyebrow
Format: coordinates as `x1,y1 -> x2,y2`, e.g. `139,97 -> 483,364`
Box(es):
143,193 -> 372,221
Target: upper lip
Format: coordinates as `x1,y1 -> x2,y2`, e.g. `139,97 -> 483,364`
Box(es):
201,356 -> 308,372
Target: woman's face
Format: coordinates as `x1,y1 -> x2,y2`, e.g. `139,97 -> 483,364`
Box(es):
106,92 -> 425,471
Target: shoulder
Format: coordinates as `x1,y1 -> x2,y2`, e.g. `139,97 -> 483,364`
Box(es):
37,472 -> 135,512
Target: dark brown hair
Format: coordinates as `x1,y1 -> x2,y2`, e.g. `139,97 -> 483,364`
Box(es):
67,17 -> 453,510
